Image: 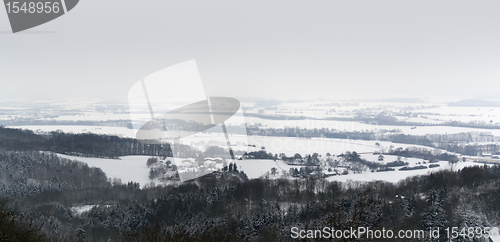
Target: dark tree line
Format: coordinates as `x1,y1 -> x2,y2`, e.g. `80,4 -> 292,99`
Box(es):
387,147 -> 459,163
0,127 -> 172,158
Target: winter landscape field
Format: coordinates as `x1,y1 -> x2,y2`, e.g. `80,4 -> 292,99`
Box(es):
3,97 -> 500,186
2,1 -> 500,240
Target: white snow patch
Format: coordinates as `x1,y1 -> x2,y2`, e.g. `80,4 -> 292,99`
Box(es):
56,154 -> 153,188
71,205 -> 95,215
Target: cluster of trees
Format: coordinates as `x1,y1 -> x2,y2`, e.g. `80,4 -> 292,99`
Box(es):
242,151 -> 322,166
438,143 -> 500,156
399,165 -> 428,171
288,166 -> 323,178
223,162 -> 239,172
383,160 -> 408,167
427,132 -> 500,143
148,159 -> 176,180
389,134 -> 434,147
281,153 -> 321,166
387,147 -> 459,163
242,150 -> 275,160
148,158 -> 248,181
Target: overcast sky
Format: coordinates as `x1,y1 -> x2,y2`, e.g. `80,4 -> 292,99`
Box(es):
1,0 -> 499,101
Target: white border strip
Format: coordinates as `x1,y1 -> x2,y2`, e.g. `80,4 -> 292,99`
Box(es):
61,0 -> 68,13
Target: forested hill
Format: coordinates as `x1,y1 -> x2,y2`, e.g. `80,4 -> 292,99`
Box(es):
0,150 -> 111,198
0,126 -> 172,158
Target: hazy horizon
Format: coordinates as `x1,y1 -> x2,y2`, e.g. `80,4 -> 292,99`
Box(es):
1,0 -> 499,100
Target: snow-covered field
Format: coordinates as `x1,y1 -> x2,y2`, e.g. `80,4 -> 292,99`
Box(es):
245,117 -> 500,136
247,98 -> 500,127
359,154 -> 425,165
56,154 -> 153,188
233,158 -> 490,183
5,99 -> 500,187
394,116 -> 445,125
55,152 -> 493,187
325,160 -> 487,184
233,159 -> 302,178
55,154 -> 225,187
13,122 -> 453,157
11,125 -> 434,157
178,134 -> 438,157
246,136 -> 435,156
11,119 -> 500,138
11,125 -> 136,138
396,125 -> 500,136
